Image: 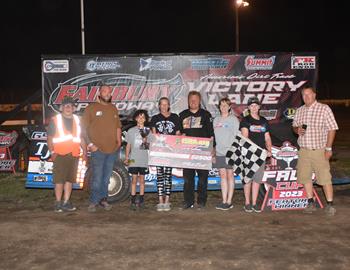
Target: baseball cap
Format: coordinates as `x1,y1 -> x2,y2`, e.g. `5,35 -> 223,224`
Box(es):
61,96 -> 77,106
247,96 -> 261,106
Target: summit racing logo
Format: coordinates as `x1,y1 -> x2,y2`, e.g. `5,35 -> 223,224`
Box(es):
245,56 -> 275,70
291,56 -> 316,69
48,73 -> 184,115
43,60 -> 69,73
86,60 -> 121,71
191,58 -> 229,70
139,58 -> 172,71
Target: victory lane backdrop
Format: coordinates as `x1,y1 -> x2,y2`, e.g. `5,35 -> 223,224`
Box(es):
37,53 -> 318,204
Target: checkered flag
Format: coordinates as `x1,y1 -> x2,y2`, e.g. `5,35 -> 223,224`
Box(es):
226,133 -> 267,183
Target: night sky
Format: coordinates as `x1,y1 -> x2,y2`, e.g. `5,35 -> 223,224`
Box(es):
0,0 -> 349,102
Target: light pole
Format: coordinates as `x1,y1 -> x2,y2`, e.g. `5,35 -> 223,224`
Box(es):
235,0 -> 249,52
80,0 -> 86,55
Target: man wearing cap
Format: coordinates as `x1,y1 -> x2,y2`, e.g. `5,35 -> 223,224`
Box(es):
82,85 -> 122,212
47,96 -> 85,212
240,96 -> 272,213
293,86 -> 338,216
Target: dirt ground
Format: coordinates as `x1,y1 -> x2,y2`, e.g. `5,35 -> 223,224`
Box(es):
0,186 -> 350,270
1,107 -> 350,270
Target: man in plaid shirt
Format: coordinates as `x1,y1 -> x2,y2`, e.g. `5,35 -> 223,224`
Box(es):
293,86 -> 338,216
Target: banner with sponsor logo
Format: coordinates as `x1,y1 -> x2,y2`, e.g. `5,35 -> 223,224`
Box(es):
42,53 -> 317,147
0,131 -> 18,172
261,142 -> 323,211
40,53 -> 318,203
149,134 -> 213,170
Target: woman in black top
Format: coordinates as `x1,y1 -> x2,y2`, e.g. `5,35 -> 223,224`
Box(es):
150,97 -> 180,211
240,96 -> 272,213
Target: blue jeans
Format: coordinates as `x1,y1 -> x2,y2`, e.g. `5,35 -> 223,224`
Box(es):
89,150 -> 118,204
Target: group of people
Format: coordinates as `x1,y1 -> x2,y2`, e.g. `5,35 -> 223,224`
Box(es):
47,85 -> 338,216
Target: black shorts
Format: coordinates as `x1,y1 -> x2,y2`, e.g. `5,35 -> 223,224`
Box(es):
128,167 -> 149,175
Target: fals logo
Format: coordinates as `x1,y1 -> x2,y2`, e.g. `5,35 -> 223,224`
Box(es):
43,60 -> 69,73
48,73 -> 184,116
191,58 -> 229,70
139,58 -> 172,71
283,108 -> 297,120
291,56 -> 316,69
245,56 -> 275,70
86,60 -> 121,71
271,142 -> 298,170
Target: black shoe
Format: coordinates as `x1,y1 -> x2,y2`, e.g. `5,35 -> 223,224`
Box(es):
215,202 -> 226,210
243,204 -> 253,213
180,202 -> 194,210
62,201 -> 77,212
252,205 -> 261,213
130,203 -> 137,211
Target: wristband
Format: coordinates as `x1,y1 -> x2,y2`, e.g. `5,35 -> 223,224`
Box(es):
325,147 -> 332,152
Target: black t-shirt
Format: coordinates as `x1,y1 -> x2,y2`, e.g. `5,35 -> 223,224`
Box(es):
179,108 -> 214,138
150,113 -> 180,135
239,115 -> 270,149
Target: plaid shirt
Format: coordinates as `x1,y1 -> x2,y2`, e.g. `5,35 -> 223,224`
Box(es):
293,101 -> 338,149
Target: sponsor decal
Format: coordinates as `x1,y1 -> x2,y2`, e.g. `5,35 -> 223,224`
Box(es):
291,56 -> 316,69
86,60 -> 121,71
245,55 -> 275,70
0,160 -> 16,171
43,60 -> 69,73
262,142 -> 323,211
271,141 -> 298,170
0,131 -> 18,147
283,107 -> 297,120
191,58 -> 229,70
31,131 -> 47,141
0,131 -> 18,172
260,109 -> 278,120
139,58 -> 172,71
48,73 -> 184,116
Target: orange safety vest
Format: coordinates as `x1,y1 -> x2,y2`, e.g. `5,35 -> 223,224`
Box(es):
52,114 -> 81,157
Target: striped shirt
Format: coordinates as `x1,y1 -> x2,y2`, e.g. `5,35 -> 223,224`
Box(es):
293,101 -> 338,149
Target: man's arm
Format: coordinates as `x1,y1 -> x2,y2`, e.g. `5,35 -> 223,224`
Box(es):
265,132 -> 272,157
116,127 -> 122,150
324,130 -> 336,160
124,143 -> 131,165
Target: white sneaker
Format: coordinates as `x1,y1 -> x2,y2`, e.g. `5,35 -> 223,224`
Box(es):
163,203 -> 171,211
156,203 -> 164,212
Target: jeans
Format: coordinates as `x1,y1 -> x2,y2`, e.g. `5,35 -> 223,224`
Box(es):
183,168 -> 209,206
89,150 -> 118,204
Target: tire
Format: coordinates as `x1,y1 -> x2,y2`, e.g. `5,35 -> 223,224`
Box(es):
84,161 -> 130,203
107,162 -> 130,203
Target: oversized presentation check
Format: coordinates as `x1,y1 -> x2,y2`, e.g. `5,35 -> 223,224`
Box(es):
148,134 -> 213,170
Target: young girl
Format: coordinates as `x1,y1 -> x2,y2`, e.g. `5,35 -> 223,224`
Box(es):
124,110 -> 151,210
240,96 -> 272,213
213,97 -> 240,210
150,97 -> 180,211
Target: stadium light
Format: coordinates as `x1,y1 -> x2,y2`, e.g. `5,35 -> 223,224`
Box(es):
235,0 -> 249,52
